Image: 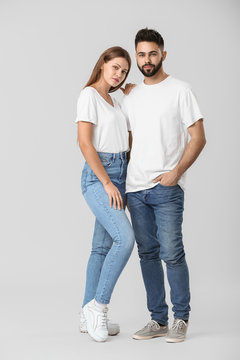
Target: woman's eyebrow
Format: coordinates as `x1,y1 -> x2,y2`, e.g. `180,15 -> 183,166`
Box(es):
114,63 -> 128,71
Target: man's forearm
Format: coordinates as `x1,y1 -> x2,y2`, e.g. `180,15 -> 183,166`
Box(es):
175,136 -> 206,178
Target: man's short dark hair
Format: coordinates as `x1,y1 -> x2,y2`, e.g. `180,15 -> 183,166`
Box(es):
135,28 -> 164,50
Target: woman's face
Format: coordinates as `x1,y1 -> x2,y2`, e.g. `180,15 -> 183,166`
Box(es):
101,57 -> 129,88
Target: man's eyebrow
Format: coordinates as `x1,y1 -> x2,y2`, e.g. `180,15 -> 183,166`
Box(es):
137,50 -> 158,55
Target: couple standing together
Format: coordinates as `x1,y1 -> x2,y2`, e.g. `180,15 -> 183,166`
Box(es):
75,28 -> 206,343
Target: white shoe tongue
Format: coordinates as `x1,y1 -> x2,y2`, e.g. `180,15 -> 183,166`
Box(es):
94,299 -> 108,311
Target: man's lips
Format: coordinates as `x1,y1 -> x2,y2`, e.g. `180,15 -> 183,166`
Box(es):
143,65 -> 153,69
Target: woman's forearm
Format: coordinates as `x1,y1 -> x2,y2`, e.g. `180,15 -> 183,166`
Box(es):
80,143 -> 111,186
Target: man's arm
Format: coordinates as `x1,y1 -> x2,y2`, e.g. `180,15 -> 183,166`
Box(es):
153,119 -> 206,186
127,131 -> 132,163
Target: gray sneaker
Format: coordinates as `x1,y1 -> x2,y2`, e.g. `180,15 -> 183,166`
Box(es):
165,319 -> 188,343
132,320 -> 168,340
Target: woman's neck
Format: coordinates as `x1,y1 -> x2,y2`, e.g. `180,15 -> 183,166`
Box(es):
92,79 -> 111,95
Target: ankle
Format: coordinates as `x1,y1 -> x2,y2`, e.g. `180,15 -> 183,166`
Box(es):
94,299 -> 108,310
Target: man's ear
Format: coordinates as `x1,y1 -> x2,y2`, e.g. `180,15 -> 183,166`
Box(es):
162,51 -> 167,61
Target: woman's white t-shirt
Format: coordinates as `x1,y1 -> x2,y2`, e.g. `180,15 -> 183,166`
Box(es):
75,87 -> 129,153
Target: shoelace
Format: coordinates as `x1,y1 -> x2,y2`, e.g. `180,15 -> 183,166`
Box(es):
172,319 -> 186,333
146,320 -> 160,330
99,307 -> 108,328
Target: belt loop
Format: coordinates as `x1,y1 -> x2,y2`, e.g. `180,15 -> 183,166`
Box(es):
113,153 -> 116,161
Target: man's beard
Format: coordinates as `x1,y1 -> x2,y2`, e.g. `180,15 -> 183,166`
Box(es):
138,59 -> 163,77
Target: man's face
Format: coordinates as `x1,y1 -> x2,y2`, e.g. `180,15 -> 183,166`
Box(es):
135,41 -> 165,77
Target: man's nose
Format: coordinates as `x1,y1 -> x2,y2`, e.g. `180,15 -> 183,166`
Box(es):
144,55 -> 150,63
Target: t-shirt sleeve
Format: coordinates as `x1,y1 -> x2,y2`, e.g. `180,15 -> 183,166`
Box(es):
179,87 -> 204,128
120,96 -> 131,131
75,88 -> 97,124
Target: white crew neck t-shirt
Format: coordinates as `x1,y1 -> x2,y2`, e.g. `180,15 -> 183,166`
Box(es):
121,75 -> 203,192
75,86 -> 129,153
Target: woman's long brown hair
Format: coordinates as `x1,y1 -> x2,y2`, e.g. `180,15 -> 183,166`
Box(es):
84,46 -> 131,93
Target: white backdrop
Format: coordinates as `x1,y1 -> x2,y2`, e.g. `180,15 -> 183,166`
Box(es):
1,0 -> 239,359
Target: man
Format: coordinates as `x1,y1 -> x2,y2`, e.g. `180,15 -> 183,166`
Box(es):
121,28 -> 206,343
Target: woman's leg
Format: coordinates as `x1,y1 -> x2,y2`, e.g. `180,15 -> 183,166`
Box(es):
82,219 -> 113,307
84,181 -> 135,305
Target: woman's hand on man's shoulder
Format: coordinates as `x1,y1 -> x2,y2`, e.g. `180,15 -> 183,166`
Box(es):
120,83 -> 136,95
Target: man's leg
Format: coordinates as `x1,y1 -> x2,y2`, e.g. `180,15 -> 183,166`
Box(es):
150,184 -> 191,321
128,190 -> 168,325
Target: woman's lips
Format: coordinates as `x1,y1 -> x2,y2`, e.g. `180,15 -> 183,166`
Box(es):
113,78 -> 120,83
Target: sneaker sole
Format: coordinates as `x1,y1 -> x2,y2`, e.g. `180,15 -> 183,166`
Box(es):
79,326 -> 119,336
165,338 -> 185,343
79,328 -> 88,333
132,333 -> 167,340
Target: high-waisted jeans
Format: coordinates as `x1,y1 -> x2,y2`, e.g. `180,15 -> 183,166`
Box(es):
81,151 -> 135,306
128,183 -> 190,325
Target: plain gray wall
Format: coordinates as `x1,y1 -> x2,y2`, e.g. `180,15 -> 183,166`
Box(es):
0,0 -> 239,348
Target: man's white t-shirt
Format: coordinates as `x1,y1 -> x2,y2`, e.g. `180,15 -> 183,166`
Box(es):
121,75 -> 203,192
75,86 -> 129,153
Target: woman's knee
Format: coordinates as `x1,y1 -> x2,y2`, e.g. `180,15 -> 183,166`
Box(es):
91,245 -> 111,257
117,227 -> 135,254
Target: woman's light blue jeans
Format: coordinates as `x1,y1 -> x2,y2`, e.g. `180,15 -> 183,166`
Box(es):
81,151 -> 135,306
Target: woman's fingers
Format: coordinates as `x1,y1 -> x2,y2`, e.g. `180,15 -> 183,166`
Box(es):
113,193 -> 117,210
104,183 -> 123,210
116,192 -> 121,210
119,193 -> 124,210
109,192 -> 123,210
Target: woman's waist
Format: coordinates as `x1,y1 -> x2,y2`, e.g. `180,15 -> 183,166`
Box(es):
97,151 -> 127,162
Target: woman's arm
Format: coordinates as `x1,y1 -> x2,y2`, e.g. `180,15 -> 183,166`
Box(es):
78,121 -> 123,210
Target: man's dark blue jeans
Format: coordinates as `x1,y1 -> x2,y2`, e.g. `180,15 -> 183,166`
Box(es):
127,183 -> 191,325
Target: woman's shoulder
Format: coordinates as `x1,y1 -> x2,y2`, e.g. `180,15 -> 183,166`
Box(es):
79,86 -> 96,96
77,86 -> 97,103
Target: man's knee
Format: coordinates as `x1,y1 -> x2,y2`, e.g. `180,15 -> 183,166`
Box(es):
161,249 -> 186,266
138,246 -> 160,261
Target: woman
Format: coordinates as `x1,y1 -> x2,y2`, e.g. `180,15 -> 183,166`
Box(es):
75,47 -> 135,342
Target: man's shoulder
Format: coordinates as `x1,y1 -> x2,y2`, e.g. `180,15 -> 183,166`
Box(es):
127,83 -> 143,96
122,83 -> 143,105
169,76 -> 192,91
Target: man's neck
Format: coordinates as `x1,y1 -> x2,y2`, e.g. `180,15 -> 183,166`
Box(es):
143,69 -> 169,85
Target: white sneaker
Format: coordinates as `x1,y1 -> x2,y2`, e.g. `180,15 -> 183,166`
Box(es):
82,299 -> 108,342
79,310 -> 88,333
79,309 -> 120,336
